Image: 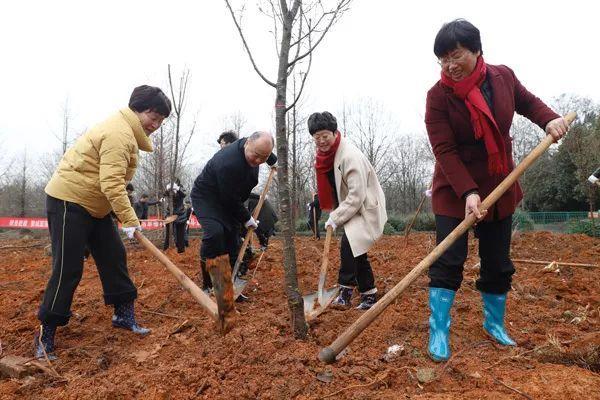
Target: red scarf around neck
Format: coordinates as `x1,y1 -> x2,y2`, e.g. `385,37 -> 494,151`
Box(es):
314,132 -> 341,211
441,56 -> 509,176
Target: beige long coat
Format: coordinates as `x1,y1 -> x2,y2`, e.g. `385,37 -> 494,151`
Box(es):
329,136 -> 387,257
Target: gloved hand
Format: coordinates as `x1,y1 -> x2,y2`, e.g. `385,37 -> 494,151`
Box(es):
424,189 -> 432,198
122,225 -> 142,239
266,153 -> 278,167
166,183 -> 180,192
159,197 -> 165,203
325,216 -> 337,230
245,217 -> 259,229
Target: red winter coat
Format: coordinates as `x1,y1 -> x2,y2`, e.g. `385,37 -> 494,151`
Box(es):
425,64 -> 559,221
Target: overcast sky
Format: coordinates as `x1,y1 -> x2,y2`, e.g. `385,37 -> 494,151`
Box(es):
1,0 -> 598,168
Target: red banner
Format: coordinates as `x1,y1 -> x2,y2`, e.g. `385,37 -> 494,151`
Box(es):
0,216 -> 201,230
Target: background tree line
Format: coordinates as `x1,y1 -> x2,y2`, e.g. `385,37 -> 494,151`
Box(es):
1,93 -> 598,220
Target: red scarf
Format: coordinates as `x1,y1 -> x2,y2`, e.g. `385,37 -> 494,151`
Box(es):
441,56 -> 509,176
314,133 -> 341,211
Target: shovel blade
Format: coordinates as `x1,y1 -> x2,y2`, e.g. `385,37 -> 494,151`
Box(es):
303,287 -> 339,321
233,277 -> 248,299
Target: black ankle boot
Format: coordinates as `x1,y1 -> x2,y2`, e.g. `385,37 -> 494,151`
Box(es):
33,323 -> 57,360
112,301 -> 151,335
332,287 -> 354,309
356,293 -> 377,310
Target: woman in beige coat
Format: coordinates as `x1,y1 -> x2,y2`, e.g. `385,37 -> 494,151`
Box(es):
308,111 -> 387,310
35,86 -> 171,360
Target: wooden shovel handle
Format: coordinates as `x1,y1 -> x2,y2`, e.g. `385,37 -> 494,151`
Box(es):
318,112 -> 577,364
232,167 -> 277,280
134,231 -> 218,320
317,226 -> 334,305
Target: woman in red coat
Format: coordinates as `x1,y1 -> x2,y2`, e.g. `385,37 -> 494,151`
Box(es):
425,19 -> 568,362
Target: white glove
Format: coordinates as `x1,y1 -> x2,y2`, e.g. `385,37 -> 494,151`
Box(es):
122,225 -> 142,239
325,216 -> 337,230
159,197 -> 165,203
425,189 -> 432,198
245,217 -> 259,229
589,174 -> 599,184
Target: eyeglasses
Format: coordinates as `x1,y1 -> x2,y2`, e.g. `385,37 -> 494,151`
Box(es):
437,49 -> 468,67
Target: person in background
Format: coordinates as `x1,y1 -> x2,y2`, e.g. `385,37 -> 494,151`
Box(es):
307,192 -> 322,239
134,193 -> 161,220
217,130 -> 238,149
163,178 -> 187,253
126,183 -> 135,206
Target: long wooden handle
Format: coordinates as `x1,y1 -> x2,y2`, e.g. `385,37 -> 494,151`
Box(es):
232,167 -> 277,280
318,112 -> 577,364
317,226 -> 334,305
134,231 -> 218,320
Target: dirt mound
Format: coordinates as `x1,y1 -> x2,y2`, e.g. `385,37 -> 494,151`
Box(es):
1,231 -> 599,399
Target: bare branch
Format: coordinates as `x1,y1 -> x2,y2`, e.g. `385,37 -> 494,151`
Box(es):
285,44 -> 312,112
288,0 -> 351,67
224,0 -> 277,88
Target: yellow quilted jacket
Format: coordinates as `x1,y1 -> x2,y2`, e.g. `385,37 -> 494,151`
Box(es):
45,108 -> 153,227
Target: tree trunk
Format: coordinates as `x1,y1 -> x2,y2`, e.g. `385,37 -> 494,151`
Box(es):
275,11 -> 308,338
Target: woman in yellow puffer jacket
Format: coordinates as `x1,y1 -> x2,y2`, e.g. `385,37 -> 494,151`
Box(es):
35,85 -> 171,360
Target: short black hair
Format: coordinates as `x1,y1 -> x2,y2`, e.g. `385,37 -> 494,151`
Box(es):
217,130 -> 238,145
433,19 -> 482,58
126,183 -> 134,192
129,85 -> 172,117
307,112 -> 337,135
140,193 -> 149,199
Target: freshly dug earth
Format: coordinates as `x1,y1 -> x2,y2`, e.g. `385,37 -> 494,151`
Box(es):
1,231 -> 599,399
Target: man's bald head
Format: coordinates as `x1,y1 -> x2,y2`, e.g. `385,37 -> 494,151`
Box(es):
244,131 -> 274,167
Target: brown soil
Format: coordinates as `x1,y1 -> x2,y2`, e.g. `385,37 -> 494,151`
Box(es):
1,231 -> 599,399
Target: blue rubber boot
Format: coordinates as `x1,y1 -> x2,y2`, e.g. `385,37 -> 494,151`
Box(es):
481,292 -> 516,346
428,287 -> 456,362
33,323 -> 57,361
112,301 -> 151,336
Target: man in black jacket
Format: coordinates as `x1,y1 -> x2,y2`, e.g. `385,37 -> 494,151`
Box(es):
134,194 -> 161,220
191,132 -> 276,313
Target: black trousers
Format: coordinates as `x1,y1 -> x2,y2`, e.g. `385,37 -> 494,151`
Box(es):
428,214 -> 515,294
307,218 -> 321,239
338,233 -> 376,293
38,196 -> 137,326
163,222 -> 185,252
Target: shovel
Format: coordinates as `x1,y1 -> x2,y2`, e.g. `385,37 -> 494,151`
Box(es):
303,226 -> 339,321
133,231 -> 221,328
232,167 -> 276,298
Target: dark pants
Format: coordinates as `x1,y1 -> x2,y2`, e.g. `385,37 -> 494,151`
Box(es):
428,214 -> 515,294
163,222 -> 186,252
308,219 -> 321,239
38,196 -> 137,326
198,217 -> 240,286
338,233 -> 376,293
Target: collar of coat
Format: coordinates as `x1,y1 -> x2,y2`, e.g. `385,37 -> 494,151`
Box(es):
119,107 -> 153,152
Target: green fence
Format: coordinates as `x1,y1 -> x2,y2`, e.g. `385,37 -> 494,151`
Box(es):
526,211 -> 590,225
